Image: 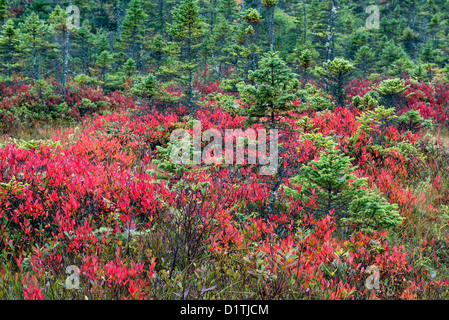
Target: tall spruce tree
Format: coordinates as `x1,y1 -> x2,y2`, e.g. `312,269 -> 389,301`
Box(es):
355,45 -> 375,78
242,8 -> 262,75
73,20 -> 94,76
0,19 -> 19,79
169,0 -> 205,109
19,12 -> 50,82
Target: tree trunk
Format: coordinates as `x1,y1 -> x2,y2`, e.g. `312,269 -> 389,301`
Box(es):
325,0 -> 337,62
188,22 -> 193,109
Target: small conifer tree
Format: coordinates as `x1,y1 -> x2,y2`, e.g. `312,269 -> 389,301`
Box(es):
238,49 -> 299,129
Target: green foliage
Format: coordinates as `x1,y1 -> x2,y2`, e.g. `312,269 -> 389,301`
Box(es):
1,0 -> 449,99
354,46 -> 375,78
0,19 -> 21,77
96,50 -> 113,89
150,125 -> 201,177
376,78 -> 409,96
115,0 -> 149,70
169,0 -> 205,108
350,105 -> 398,149
300,132 -> 337,150
3,0 -> 449,302
48,5 -> 68,32
344,188 -> 404,234
0,175 -> 29,196
397,109 -> 432,133
262,0 -> 278,7
132,74 -> 162,105
316,58 -> 354,107
18,12 -> 51,81
352,91 -> 379,111
299,49 -> 314,70
123,58 -> 137,78
238,49 -> 299,128
73,74 -> 101,87
296,83 -> 335,112
218,0 -> 239,21
411,64 -> 427,82
243,8 -> 262,23
0,0 -> 8,25
7,138 -> 61,151
376,78 -> 410,110
169,0 -> 204,40
285,146 -> 404,235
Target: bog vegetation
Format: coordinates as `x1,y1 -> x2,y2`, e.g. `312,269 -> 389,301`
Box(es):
1,0 -> 449,300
